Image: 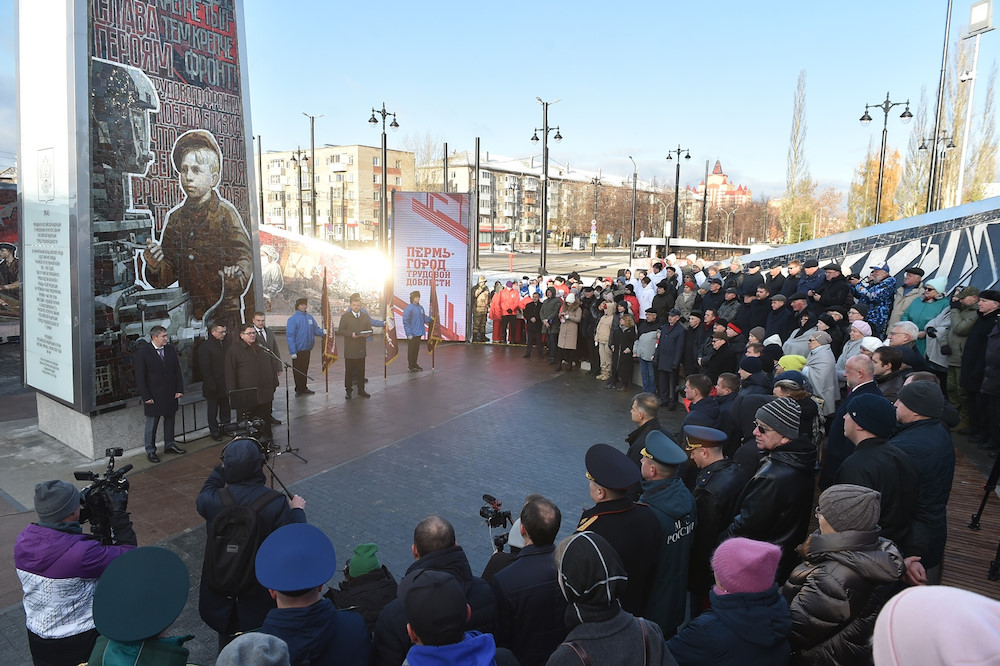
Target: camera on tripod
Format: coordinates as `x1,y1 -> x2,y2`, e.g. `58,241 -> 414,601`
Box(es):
221,416 -> 266,439
480,493 -> 513,552
73,448 -> 132,545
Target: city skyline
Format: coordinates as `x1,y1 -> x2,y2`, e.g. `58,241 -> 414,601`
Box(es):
1,1 -> 998,202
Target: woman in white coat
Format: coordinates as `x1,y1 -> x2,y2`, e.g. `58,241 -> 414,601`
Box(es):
802,330 -> 838,417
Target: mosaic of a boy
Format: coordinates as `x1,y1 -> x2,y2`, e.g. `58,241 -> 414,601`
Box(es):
143,130 -> 253,326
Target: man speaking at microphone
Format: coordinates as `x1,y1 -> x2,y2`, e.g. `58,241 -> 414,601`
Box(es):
225,323 -> 279,445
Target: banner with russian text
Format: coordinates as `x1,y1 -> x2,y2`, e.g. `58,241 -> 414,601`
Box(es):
391,193 -> 469,344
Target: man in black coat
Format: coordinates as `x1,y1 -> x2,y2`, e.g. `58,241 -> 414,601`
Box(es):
961,289 -> 1000,446
337,293 -> 384,399
225,323 -> 279,442
739,261 -> 765,298
522,291 -> 543,358
683,426 -> 748,608
198,323 -> 230,442
812,264 -> 853,313
372,515 -> 498,666
252,311 -> 283,426
654,309 -> 687,409
766,294 -> 797,340
701,332 -> 739,382
576,444 -> 663,617
722,398 -> 817,583
836,393 -> 920,556
764,260 -> 786,296
196,439 -> 306,647
491,495 -> 568,666
134,325 -> 186,463
819,354 -> 882,490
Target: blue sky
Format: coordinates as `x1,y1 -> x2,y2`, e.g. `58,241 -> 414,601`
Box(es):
2,1 -> 998,200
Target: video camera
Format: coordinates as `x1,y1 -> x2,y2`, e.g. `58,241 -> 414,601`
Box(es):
221,416 -> 267,440
480,493 -> 514,552
74,448 -> 132,545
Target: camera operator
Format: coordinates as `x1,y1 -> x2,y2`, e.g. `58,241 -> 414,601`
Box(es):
225,323 -> 279,443
14,479 -> 136,666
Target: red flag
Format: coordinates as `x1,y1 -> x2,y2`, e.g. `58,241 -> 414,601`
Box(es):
385,310 -> 399,366
427,276 -> 443,354
321,267 -> 338,372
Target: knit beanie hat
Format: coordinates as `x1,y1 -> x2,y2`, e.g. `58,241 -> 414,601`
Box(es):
812,330 -> 833,346
897,381 -> 945,418
778,354 -> 807,372
711,537 -> 781,595
818,313 -> 837,329
925,277 -> 947,294
348,543 -> 382,578
755,397 -> 802,439
860,336 -> 884,353
851,302 -> 870,317
217,633 -> 290,666
34,480 -> 81,523
818,484 -> 881,532
740,356 -> 763,374
851,320 -> 873,337
847,393 -> 897,438
749,326 -> 766,343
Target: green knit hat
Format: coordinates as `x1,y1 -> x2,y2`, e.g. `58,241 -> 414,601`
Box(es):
349,543 -> 381,578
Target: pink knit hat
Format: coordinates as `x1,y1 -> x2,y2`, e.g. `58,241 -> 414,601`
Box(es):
712,537 -> 781,595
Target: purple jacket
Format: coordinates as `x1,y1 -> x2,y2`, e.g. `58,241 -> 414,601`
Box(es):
15,523 -> 134,638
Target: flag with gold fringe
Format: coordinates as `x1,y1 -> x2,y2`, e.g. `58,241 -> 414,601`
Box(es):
427,277 -> 443,354
321,266 -> 338,372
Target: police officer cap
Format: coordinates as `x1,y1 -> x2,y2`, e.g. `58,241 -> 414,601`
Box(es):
585,443 -> 640,490
640,430 -> 687,465
256,523 -> 338,592
93,547 -> 189,642
683,425 -> 728,450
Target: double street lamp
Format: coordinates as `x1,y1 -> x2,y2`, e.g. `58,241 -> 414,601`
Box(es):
665,145 -> 691,245
919,131 -> 956,212
531,97 -> 562,275
859,93 -> 912,224
369,102 -> 399,252
288,148 -> 309,236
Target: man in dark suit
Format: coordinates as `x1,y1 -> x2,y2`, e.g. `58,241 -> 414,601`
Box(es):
198,323 -> 230,441
337,293 -> 384,400
225,323 -> 279,443
134,325 -> 186,463
818,354 -> 882,490
252,311 -> 282,425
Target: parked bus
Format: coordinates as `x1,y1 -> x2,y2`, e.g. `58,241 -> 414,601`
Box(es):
630,237 -> 758,270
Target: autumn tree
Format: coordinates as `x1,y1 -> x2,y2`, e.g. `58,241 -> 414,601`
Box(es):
846,137 -> 902,229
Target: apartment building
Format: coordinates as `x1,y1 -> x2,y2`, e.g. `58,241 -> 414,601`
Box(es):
257,145 -> 415,243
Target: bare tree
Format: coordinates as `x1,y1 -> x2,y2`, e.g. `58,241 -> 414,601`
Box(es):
895,87 -> 931,218
781,70 -> 816,241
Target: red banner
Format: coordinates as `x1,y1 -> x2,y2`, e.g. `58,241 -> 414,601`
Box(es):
321,266 -> 338,372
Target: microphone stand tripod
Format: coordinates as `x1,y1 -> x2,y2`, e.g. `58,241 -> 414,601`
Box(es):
258,344 -> 309,464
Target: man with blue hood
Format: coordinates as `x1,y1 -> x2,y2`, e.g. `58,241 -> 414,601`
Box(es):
257,523 -> 370,664
196,438 -> 306,648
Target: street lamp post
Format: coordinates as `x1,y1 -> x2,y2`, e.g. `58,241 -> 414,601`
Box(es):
665,146 -> 691,247
627,156 -> 637,262
919,131 -> 956,212
289,147 -> 309,236
531,97 -> 562,275
859,93 -> 912,224
956,1 -> 995,206
369,102 -> 399,253
303,112 -> 322,237
590,175 -> 602,258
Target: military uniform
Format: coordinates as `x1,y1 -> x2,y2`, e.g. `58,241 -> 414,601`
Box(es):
578,444 -> 663,617
472,278 -> 491,342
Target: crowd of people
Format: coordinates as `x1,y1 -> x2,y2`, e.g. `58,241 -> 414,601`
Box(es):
12,254 -> 1000,665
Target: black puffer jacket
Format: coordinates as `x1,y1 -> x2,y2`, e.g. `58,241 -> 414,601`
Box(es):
782,530 -> 904,666
722,437 -> 818,583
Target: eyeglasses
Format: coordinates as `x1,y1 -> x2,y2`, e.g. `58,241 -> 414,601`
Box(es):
923,287 -> 936,292
754,421 -> 772,434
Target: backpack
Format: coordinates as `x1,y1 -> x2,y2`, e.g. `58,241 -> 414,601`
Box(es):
202,486 -> 282,596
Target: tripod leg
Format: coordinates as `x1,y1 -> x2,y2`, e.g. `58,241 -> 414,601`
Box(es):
990,537 -> 1000,581
970,447 -> 1000,530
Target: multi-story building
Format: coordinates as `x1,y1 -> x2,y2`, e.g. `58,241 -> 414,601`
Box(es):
688,160 -> 753,209
256,145 -> 415,243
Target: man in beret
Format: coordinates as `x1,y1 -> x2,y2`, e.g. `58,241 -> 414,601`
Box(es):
15,480 -> 136,665
638,432 -> 697,638
850,263 -> 897,338
887,381 -> 955,584
402,290 -> 433,372
286,297 -> 326,395
836,393 -> 920,556
88,546 -> 192,664
886,266 -> 925,333
961,289 -> 1000,447
258,524 -> 370,664
577,444 -> 663,616
683,426 -> 748,609
398,569 -> 517,665
373,515 -> 498,666
143,129 -> 252,329
722,397 -> 817,582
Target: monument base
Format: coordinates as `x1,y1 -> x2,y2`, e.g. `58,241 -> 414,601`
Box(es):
37,394 -> 148,460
